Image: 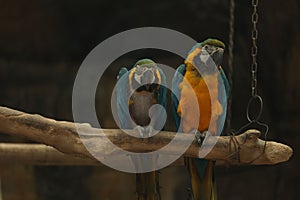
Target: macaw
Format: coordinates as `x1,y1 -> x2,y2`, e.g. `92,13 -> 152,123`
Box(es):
172,39 -> 229,200
116,58 -> 167,200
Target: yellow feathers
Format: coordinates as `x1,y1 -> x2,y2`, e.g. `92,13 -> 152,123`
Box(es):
128,67 -> 137,91
185,48 -> 201,66
178,63 -> 223,134
155,69 -> 161,85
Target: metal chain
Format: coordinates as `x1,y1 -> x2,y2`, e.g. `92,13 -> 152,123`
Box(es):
251,0 -> 259,97
226,0 -> 235,133
225,0 -> 269,165
246,0 -> 262,123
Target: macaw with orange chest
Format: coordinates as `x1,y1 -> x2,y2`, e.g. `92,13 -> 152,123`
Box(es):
172,39 -> 229,200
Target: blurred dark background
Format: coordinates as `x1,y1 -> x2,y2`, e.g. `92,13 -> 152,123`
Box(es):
0,0 -> 299,199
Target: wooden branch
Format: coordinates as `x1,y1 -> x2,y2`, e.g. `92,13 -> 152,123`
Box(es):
0,143 -> 99,166
0,143 -> 185,166
0,106 -> 293,165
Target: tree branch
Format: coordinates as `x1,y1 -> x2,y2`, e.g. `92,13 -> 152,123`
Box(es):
0,143 -> 186,166
0,106 -> 293,165
0,143 -> 99,166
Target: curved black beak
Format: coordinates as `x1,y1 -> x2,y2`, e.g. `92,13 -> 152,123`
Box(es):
141,69 -> 155,85
212,48 -> 224,67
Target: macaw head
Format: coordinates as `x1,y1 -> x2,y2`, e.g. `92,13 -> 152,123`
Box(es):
185,38 -> 225,74
130,59 -> 162,91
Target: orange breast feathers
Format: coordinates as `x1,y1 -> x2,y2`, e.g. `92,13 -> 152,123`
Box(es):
177,64 -> 223,134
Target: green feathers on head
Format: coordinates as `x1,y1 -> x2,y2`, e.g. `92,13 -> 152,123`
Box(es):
134,58 -> 156,67
200,38 -> 225,49
188,38 -> 225,54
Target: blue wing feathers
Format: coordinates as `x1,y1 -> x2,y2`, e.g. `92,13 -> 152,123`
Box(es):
116,67 -> 133,129
158,67 -> 167,110
218,67 -> 230,136
171,64 -> 186,130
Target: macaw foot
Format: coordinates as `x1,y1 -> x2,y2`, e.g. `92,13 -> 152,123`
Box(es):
145,125 -> 155,137
193,130 -> 209,146
133,125 -> 155,138
133,126 -> 146,138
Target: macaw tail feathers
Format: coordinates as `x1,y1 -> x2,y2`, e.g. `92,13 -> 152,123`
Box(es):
185,158 -> 217,200
136,171 -> 161,200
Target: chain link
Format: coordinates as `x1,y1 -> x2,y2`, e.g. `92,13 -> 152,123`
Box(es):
251,0 -> 259,96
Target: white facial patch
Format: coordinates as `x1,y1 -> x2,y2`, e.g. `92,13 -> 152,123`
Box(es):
199,53 -> 210,64
134,73 -> 142,84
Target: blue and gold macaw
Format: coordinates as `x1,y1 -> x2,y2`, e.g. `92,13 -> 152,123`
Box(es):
116,59 -> 167,200
172,39 -> 229,200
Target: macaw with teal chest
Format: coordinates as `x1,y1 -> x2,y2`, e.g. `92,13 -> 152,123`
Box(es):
116,59 -> 167,200
172,39 -> 229,200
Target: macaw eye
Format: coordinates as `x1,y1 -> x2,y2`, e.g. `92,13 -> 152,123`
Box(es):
204,45 -> 209,50
135,70 -> 142,75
